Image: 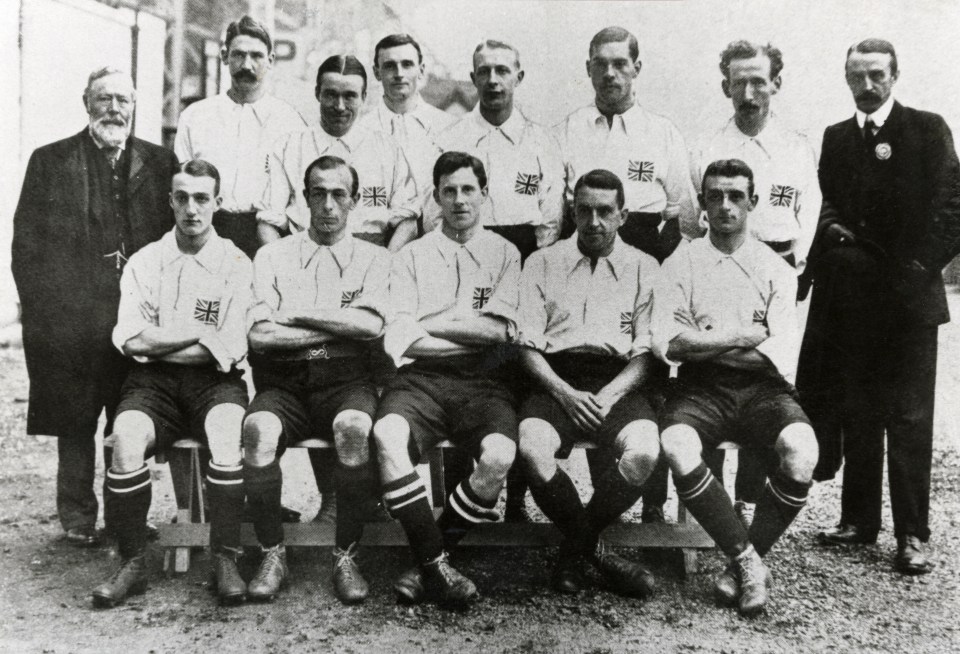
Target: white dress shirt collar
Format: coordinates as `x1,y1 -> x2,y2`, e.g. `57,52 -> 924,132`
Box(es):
856,94 -> 895,129
159,229 -> 228,273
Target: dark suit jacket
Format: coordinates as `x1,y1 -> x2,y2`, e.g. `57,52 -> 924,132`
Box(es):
12,129 -> 178,436
798,102 -> 960,479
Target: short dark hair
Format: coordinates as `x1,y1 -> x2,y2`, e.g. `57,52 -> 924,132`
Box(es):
225,15 -> 272,54
573,169 -> 625,209
303,155 -> 359,197
315,55 -> 368,97
719,40 -> 783,80
175,159 -> 221,196
473,40 -> 521,70
702,159 -> 755,197
847,38 -> 898,75
589,26 -> 639,62
374,33 -> 423,67
433,151 -> 487,190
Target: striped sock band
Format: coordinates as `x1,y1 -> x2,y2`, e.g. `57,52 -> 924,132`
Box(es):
207,461 -> 243,486
674,463 -> 715,503
106,465 -> 151,495
448,480 -> 499,524
383,472 -> 429,515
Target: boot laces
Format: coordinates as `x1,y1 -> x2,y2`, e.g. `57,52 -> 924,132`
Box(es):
333,543 -> 360,579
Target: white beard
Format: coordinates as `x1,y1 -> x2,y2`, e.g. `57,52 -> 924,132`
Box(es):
91,120 -> 130,148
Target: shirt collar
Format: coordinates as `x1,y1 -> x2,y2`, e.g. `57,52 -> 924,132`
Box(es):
429,228 -> 490,268
471,106 -> 525,144
222,91 -> 275,125
721,112 -> 784,146
587,98 -> 642,135
87,125 -> 127,153
298,231 -> 356,271
856,94 -> 895,129
702,233 -> 760,269
160,229 -> 227,272
377,95 -> 432,131
560,234 -> 631,281
314,121 -> 371,153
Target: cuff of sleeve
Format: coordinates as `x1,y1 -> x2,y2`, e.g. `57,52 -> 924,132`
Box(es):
628,335 -> 652,359
755,338 -> 794,382
384,316 -> 428,368
199,335 -> 235,373
388,211 -> 417,228
651,330 -> 683,367
249,304 -> 273,325
112,324 -> 141,357
256,210 -> 288,230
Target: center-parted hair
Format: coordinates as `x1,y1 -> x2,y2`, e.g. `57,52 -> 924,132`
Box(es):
303,155 -> 360,197
589,26 -> 639,62
847,38 -> 898,75
315,55 -> 368,96
433,151 -> 487,190
374,33 -> 423,67
175,159 -> 221,196
719,40 -> 784,80
702,159 -> 755,197
574,169 -> 625,209
225,15 -> 272,54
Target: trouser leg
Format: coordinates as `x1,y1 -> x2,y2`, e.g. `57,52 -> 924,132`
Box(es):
58,435 -> 99,531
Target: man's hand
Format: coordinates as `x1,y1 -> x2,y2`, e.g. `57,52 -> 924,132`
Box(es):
824,222 -> 856,247
554,386 -> 605,432
736,324 -> 769,349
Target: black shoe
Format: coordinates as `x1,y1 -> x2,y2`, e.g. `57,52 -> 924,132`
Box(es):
65,525 -> 101,548
640,505 -> 665,524
211,547 -> 246,606
422,552 -> 478,609
895,535 -> 934,575
91,555 -> 148,608
590,540 -> 655,599
247,544 -> 287,601
394,566 -> 425,604
552,544 -> 585,594
332,543 -> 369,604
817,523 -> 878,546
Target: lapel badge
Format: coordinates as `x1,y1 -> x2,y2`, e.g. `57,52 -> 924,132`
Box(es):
875,142 -> 892,160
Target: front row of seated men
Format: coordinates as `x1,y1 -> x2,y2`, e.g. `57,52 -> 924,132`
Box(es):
92,151 -> 816,618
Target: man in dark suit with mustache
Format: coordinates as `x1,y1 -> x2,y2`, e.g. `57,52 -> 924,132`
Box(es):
12,67 -> 178,546
798,39 -> 960,574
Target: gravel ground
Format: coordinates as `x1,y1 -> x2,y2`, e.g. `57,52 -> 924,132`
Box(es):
1,291 -> 959,653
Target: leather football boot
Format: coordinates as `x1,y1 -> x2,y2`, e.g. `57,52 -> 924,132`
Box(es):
211,547 -> 246,605
590,540 -> 656,599
422,552 -> 478,609
713,562 -> 739,606
332,543 -> 369,604
394,566 -> 425,604
65,525 -> 101,548
733,545 -> 772,617
247,544 -> 287,601
552,541 -> 585,594
817,523 -> 878,546
895,535 -> 934,575
91,555 -> 148,608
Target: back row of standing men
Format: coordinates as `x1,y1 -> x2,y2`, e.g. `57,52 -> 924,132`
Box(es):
13,15 -> 960,617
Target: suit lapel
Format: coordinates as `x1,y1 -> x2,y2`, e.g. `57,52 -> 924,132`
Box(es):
66,131 -> 93,245
128,137 -> 148,195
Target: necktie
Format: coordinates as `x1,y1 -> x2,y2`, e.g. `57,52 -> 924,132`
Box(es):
863,118 -> 878,149
104,146 -> 121,169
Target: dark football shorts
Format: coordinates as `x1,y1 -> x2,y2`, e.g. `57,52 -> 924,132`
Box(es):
247,356 -> 378,457
520,353 -> 660,456
115,362 -> 248,450
659,362 -> 811,450
375,354 -> 518,464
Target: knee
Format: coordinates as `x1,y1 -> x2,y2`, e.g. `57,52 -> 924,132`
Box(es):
204,404 -> 244,464
111,412 -> 153,473
660,424 -> 703,472
333,410 -> 372,467
372,414 -> 410,461
776,423 -> 819,482
478,434 -> 517,481
242,413 -> 281,467
518,419 -> 560,480
616,421 -> 660,486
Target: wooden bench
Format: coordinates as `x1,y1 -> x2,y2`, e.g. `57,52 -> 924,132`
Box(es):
114,436 -> 739,576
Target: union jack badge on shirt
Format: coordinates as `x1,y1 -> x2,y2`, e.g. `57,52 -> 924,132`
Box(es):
341,288 -> 363,308
473,287 -> 492,310
194,298 -> 220,326
514,172 -> 540,195
627,161 -> 655,182
752,309 -> 768,326
769,184 -> 796,208
620,311 -> 633,334
362,186 -> 387,207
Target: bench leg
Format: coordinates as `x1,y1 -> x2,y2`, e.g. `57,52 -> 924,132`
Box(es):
676,499 -> 699,578
428,448 -> 446,509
